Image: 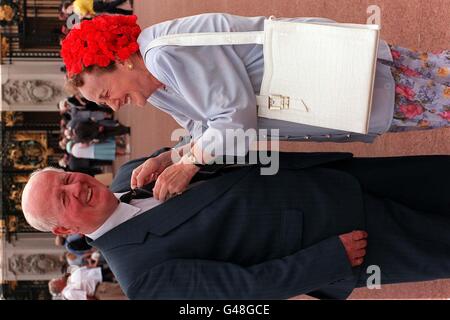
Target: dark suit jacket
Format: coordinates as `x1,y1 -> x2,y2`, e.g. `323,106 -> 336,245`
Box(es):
90,151 -> 365,300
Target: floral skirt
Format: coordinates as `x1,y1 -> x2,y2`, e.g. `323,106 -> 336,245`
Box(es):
383,45 -> 450,132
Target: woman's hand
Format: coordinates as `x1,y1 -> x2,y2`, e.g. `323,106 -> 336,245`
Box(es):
153,163 -> 200,201
131,153 -> 172,189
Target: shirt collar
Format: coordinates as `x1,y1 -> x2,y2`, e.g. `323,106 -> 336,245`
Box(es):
86,193 -> 141,240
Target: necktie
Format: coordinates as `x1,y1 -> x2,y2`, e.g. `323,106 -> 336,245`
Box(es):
119,164 -> 248,204
119,182 -> 155,204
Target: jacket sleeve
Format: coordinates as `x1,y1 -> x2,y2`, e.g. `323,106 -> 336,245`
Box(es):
150,45 -> 258,158
126,236 -> 354,299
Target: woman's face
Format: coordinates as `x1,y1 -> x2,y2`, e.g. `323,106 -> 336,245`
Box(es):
78,62 -> 156,111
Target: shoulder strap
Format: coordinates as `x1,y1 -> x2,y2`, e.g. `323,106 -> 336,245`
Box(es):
144,31 -> 265,52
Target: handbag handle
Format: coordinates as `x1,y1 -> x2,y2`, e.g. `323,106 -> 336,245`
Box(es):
144,31 -> 265,53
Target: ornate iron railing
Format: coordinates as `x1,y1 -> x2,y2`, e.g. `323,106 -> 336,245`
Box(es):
1,0 -> 62,64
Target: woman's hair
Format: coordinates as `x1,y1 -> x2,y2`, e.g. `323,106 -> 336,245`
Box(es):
67,62 -> 117,88
61,15 -> 140,75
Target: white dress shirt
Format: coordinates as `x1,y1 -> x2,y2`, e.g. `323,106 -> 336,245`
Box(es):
86,193 -> 163,240
62,266 -> 103,300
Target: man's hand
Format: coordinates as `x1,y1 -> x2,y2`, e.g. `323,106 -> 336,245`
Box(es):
131,154 -> 171,189
153,163 -> 200,201
339,230 -> 368,267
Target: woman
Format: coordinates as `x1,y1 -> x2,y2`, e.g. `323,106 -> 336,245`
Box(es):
61,14 -> 449,200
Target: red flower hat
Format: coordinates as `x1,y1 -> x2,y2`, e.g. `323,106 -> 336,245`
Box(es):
61,15 -> 141,76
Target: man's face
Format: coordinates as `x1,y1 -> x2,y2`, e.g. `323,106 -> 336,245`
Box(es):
23,171 -> 118,235
79,65 -> 152,111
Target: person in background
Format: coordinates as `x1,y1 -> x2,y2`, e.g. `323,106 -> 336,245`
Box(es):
63,0 -> 133,18
71,119 -> 130,144
49,266 -> 126,300
66,138 -> 126,161
58,153 -> 112,176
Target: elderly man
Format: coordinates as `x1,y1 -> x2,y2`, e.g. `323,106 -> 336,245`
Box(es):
22,150 -> 450,300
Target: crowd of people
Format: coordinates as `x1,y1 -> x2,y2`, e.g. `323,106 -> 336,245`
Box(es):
46,2 -> 136,300
57,94 -> 130,176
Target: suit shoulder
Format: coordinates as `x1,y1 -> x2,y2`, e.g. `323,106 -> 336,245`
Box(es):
110,157 -> 148,192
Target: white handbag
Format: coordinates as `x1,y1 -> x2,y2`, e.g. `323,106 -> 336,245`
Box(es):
144,17 -> 381,134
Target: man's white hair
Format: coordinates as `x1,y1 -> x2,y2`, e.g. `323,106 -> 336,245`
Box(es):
22,167 -> 65,232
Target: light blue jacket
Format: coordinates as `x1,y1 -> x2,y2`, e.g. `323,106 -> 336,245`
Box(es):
138,13 -> 395,144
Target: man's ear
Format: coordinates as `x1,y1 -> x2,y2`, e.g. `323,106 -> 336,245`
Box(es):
52,226 -> 78,236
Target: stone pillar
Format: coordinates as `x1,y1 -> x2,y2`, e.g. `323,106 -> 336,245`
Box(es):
0,61 -> 65,112
0,220 -> 6,284
1,233 -> 65,282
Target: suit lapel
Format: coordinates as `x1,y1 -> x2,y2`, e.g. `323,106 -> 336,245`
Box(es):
143,166 -> 253,236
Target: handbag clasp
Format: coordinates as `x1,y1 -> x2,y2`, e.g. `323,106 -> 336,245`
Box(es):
268,95 -> 290,110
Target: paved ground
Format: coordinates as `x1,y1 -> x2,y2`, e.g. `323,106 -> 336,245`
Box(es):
115,0 -> 450,299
